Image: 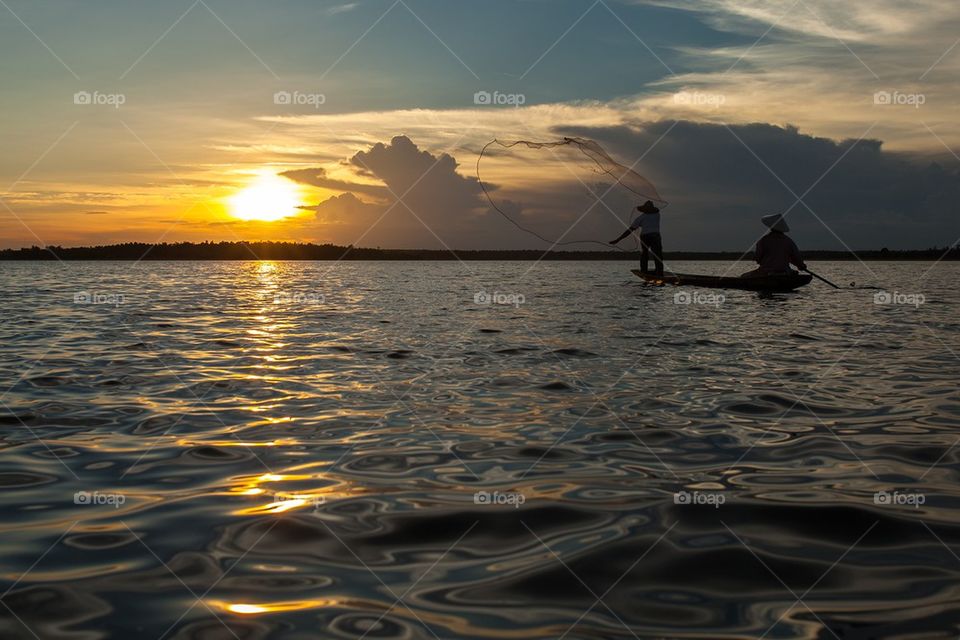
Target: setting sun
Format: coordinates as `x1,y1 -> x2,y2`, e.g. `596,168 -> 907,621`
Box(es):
228,171 -> 303,222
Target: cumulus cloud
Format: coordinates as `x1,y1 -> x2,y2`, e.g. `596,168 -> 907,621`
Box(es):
348,135 -> 484,213
307,192 -> 381,226
285,135 -> 493,248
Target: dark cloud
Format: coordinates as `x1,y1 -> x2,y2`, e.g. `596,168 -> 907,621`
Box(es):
281,167 -> 390,200
304,192 -> 380,225
556,120 -> 960,250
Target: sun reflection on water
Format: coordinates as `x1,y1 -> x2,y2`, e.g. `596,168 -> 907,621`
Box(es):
210,599 -> 340,615
226,467 -> 366,516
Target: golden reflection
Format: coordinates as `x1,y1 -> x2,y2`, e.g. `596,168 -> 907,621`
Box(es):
176,438 -> 299,448
259,473 -> 294,482
252,261 -> 281,302
213,597 -> 561,636
227,466 -> 368,516
211,599 -> 339,615
256,261 -> 278,275
212,592 -> 562,638
239,496 -> 315,515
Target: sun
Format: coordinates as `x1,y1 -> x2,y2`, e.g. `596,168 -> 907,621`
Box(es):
229,171 -> 303,222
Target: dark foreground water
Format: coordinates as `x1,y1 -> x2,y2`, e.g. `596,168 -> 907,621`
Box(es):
1,260 -> 959,640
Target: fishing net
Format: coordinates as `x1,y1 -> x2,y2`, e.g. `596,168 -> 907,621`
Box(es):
476,137 -> 667,250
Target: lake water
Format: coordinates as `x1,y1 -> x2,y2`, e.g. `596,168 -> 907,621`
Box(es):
1,260 -> 959,640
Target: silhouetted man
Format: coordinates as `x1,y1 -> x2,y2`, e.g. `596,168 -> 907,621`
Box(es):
610,200 -> 663,276
741,214 -> 807,277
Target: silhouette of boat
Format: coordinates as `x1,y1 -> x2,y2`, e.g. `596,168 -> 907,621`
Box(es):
632,269 -> 813,292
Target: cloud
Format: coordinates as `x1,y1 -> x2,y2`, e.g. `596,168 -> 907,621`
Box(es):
325,3 -> 359,17
282,166 -> 390,200
636,0 -> 956,42
306,192 -> 381,226
288,135 -> 492,248
256,102 -> 630,157
287,124 -> 960,251
348,135 -> 485,213
557,119 -> 960,249
618,0 -> 960,152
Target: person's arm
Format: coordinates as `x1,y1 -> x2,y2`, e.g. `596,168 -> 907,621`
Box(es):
789,239 -> 806,271
755,238 -> 764,265
609,228 -> 632,245
610,216 -> 640,245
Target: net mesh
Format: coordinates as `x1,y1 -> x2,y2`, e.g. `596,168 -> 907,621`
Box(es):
476,137 -> 666,250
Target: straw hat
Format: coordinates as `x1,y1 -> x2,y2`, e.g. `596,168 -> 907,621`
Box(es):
761,214 -> 789,232
637,200 -> 660,214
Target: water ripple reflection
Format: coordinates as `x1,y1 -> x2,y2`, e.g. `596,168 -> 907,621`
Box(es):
0,261 -> 958,639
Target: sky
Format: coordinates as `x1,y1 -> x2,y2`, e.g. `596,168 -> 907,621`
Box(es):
1,0 -> 959,251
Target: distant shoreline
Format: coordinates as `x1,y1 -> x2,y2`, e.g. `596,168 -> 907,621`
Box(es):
1,242 -> 957,261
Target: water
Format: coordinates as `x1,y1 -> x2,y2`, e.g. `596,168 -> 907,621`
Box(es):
1,260 -> 958,640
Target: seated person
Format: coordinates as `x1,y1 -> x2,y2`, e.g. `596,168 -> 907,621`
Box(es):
741,214 -> 806,277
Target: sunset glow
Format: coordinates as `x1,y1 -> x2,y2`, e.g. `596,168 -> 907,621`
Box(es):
228,172 -> 303,222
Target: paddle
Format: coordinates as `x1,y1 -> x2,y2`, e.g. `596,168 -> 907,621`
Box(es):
803,268 -> 841,289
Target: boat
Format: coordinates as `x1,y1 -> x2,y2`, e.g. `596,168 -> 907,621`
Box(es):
631,269 -> 813,292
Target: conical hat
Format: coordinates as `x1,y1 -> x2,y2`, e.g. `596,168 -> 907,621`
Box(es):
761,214 -> 789,232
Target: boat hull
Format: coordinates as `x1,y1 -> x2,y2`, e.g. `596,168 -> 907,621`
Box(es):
631,269 -> 813,292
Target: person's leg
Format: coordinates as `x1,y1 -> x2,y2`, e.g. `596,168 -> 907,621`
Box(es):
640,236 -> 650,273
650,234 -> 664,276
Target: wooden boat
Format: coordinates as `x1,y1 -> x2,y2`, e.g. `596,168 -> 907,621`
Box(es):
631,269 -> 813,292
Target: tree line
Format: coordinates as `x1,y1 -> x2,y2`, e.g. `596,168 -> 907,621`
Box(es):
0,241 -> 956,261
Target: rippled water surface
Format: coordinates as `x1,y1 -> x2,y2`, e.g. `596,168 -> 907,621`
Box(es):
2,260 -> 960,640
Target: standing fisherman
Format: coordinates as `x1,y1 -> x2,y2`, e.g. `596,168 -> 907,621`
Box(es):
610,200 -> 664,277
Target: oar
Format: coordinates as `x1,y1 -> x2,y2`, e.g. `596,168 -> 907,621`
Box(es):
803,268 -> 841,289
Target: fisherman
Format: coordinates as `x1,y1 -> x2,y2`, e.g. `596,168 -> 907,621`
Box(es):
610,200 -> 663,276
741,214 -> 807,277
